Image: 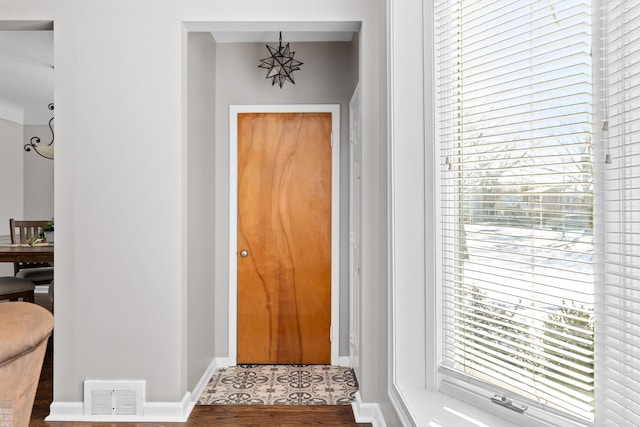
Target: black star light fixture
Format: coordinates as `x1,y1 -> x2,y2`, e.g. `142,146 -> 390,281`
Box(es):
258,32 -> 303,88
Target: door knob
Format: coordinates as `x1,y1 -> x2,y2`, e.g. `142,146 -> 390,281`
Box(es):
240,250 -> 249,257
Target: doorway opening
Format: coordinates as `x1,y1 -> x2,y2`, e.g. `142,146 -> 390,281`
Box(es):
229,104 -> 341,365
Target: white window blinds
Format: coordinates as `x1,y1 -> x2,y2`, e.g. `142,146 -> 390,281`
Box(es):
600,0 -> 640,425
435,0 -> 595,423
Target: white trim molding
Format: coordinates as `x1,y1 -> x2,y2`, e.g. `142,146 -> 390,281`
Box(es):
389,385 -> 417,427
337,356 -> 351,367
189,358 -> 225,404
46,392 -> 194,423
212,356 -> 233,369
45,402 -> 84,421
351,392 -> 387,427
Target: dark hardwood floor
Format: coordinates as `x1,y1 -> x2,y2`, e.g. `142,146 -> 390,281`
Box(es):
29,292 -> 371,426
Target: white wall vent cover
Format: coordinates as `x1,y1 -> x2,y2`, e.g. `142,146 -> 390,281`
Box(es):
84,380 -> 144,417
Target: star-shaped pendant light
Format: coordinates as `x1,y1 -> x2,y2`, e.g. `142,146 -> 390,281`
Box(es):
258,32 -> 303,88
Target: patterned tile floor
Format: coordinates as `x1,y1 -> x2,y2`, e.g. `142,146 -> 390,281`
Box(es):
198,365 -> 359,405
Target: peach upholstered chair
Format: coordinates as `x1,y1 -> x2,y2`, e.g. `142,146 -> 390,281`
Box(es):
0,302 -> 54,427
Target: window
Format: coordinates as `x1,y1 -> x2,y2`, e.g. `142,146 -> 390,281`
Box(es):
435,0 -> 596,424
436,0 -> 640,425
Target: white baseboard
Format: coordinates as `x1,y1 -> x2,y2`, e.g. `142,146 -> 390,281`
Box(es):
46,392 -> 194,422
190,358 -> 229,403
214,356 -> 233,368
143,392 -> 194,421
338,356 -> 351,367
210,357 -> 347,368
45,402 -> 83,421
351,391 -> 387,427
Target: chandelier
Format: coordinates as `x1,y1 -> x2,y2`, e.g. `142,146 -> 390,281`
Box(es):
258,32 -> 303,88
24,103 -> 54,159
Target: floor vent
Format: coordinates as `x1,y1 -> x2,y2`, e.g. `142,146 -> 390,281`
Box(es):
84,380 -> 144,416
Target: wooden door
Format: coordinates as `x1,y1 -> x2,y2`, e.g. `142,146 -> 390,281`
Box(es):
237,112 -> 332,364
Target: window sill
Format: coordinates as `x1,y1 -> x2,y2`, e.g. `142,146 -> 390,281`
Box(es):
393,384 -> 521,427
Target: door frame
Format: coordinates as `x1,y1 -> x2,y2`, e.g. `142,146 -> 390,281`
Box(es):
229,104 -> 340,365
348,84 -> 361,377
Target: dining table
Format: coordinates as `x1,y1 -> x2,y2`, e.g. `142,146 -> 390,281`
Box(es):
0,243 -> 54,265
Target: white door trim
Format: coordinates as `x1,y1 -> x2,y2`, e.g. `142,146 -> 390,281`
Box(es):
348,84 -> 361,378
229,104 -> 340,365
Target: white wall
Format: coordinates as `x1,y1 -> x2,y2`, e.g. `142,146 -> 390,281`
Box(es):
213,41 -> 356,358
2,1 -> 397,424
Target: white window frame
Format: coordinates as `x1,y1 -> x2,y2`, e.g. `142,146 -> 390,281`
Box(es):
388,0 -> 612,426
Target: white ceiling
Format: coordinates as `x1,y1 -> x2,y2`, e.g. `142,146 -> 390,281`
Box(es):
211,30 -> 355,43
189,21 -> 360,43
0,21 -> 359,125
0,30 -> 54,124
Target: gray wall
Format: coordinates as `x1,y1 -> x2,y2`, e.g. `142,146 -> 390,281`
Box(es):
358,0 -> 396,421
0,118 -> 22,230
23,124 -> 54,220
186,32 -> 217,391
0,117 -> 23,280
213,40 -> 358,358
3,2 -> 400,425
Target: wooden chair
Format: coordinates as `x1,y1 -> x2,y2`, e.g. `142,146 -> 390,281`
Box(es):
0,277 -> 35,302
9,219 -> 54,286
